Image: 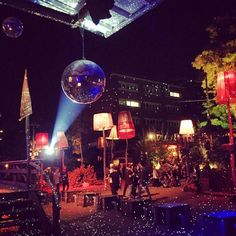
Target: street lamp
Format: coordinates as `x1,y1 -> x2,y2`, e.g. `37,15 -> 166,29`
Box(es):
93,113 -> 113,188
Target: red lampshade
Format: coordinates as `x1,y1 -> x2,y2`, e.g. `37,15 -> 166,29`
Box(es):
35,133 -> 48,149
216,71 -> 236,104
118,111 -> 135,139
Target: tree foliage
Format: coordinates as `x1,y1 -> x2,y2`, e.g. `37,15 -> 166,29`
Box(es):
192,16 -> 236,129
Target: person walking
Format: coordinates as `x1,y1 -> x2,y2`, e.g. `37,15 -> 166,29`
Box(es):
137,162 -> 152,200
130,164 -> 140,198
109,165 -> 121,195
122,163 -> 134,198
61,167 -> 69,192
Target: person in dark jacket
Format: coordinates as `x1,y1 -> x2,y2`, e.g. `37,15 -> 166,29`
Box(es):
130,164 -> 140,198
137,162 -> 152,200
61,167 -> 69,192
109,165 -> 121,195
122,163 -> 134,197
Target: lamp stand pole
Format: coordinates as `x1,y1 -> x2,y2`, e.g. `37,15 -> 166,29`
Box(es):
227,102 -> 236,191
40,160 -> 44,191
61,149 -> 65,171
125,139 -> 128,166
111,139 -> 114,160
25,116 -> 31,190
103,128 -> 107,189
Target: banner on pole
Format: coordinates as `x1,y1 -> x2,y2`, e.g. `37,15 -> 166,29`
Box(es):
19,69 -> 32,121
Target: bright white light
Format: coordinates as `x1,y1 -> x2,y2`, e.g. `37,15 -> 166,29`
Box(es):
170,91 -> 180,97
147,133 -> 155,140
126,100 -> 140,107
45,146 -> 55,155
50,137 -> 57,148
81,18 -> 109,35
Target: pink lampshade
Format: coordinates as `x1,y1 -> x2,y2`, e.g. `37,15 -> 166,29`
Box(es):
57,131 -> 69,149
93,113 -> 113,131
216,71 -> 236,104
35,133 -> 48,149
118,111 -> 135,139
106,125 -> 119,140
179,120 -> 194,135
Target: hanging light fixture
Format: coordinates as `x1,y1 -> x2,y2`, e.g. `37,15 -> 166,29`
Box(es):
61,27 -> 106,104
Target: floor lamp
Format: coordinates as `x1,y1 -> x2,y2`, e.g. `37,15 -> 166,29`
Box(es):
57,131 -> 69,172
93,113 -> 113,189
106,125 -> 119,160
35,132 -> 49,191
179,119 -> 194,178
118,111 -> 135,167
216,71 -> 236,191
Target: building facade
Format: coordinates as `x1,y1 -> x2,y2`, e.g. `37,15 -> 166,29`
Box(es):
96,73 -> 184,137
69,73 -> 187,156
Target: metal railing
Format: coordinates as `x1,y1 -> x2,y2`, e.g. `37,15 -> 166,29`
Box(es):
0,160 -> 61,236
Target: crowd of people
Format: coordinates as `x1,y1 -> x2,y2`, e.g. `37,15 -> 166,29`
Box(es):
108,160 -> 202,199
108,161 -> 152,200
50,160 -> 201,202
53,167 -> 69,197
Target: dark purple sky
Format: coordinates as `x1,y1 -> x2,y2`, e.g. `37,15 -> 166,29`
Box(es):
0,0 -> 235,155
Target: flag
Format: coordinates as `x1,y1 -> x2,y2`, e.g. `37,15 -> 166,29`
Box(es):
19,69 -> 32,121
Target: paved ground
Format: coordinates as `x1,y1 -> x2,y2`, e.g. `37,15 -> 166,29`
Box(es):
43,186 -> 236,236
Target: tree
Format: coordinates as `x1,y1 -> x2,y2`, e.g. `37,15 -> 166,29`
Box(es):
192,16 -> 236,129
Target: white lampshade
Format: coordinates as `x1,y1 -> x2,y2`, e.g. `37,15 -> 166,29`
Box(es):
179,120 -> 194,135
93,113 -> 113,131
57,131 -> 69,149
107,125 -> 119,140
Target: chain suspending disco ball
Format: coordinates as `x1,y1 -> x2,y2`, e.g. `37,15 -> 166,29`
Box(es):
61,59 -> 106,104
2,17 -> 23,38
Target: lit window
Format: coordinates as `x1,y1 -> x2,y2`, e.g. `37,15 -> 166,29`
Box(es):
126,100 -> 140,107
170,91 -> 180,97
119,99 -> 140,108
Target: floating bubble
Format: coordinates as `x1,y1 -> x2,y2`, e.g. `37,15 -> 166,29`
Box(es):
61,59 -> 106,104
2,17 -> 23,38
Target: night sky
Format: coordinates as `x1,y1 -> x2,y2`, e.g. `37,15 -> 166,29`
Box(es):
0,0 -> 235,157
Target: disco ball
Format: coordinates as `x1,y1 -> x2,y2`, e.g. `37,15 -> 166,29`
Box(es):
2,17 -> 23,38
61,59 -> 106,104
